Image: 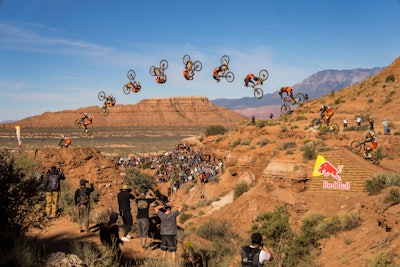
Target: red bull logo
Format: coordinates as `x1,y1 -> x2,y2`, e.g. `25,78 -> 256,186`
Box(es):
313,155 -> 350,191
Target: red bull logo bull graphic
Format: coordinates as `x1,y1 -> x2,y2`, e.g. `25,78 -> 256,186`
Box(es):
313,155 -> 350,191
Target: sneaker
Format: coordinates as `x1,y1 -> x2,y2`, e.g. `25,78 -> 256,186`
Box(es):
121,237 -> 131,242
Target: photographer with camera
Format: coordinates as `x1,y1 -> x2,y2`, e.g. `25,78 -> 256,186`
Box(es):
241,232 -> 273,266
154,201 -> 183,265
44,166 -> 65,219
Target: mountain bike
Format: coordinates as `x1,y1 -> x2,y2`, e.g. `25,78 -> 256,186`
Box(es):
98,91 -> 115,116
150,59 -> 168,76
349,139 -> 380,164
183,55 -> 202,72
246,69 -> 269,99
123,80 -> 141,94
311,118 -> 339,135
280,93 -> 306,114
217,55 -> 235,82
74,118 -> 92,136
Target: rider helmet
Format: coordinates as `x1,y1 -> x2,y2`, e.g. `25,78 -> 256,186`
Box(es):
369,131 -> 375,137
83,112 -> 88,116
320,105 -> 326,111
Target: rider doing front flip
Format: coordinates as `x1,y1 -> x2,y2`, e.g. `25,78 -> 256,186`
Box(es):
244,73 -> 262,87
213,61 -> 228,82
320,105 -> 334,127
279,86 -> 295,104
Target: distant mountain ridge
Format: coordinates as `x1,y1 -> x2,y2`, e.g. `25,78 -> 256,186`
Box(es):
211,67 -> 384,110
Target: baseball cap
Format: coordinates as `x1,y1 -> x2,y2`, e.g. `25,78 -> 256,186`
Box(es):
80,179 -> 89,185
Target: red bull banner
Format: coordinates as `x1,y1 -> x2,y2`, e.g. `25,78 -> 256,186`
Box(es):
313,155 -> 350,190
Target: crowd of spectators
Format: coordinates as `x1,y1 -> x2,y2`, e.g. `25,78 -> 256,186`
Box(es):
114,144 -> 223,189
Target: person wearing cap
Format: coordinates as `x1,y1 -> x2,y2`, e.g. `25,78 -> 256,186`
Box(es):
135,189 -> 157,249
154,202 -> 183,264
240,232 -> 273,266
117,184 -> 136,242
74,178 -> 94,233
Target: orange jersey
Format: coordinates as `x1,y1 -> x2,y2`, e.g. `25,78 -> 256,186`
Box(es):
245,74 -> 255,82
283,87 -> 292,94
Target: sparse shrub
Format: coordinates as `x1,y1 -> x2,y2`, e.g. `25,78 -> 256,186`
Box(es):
230,139 -> 241,147
383,188 -> 400,206
281,141 -> 296,150
371,80 -> 379,86
295,114 -> 307,121
215,136 -> 224,143
364,172 -> 400,195
301,141 -> 318,161
393,131 -> 400,135
385,74 -> 395,83
330,90 -> 335,97
241,140 -> 251,146
383,95 -> 392,104
280,124 -> 287,132
290,124 -> 299,129
197,219 -> 234,241
340,212 -> 361,231
204,125 -> 227,136
125,167 -> 156,192
256,120 -> 268,128
286,149 -> 294,154
233,181 -> 249,200
257,139 -> 270,147
179,212 -> 194,224
334,97 -> 342,104
367,252 -> 395,267
368,98 -> 374,103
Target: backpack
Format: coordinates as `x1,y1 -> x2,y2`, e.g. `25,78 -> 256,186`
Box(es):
241,246 -> 261,267
48,173 -> 60,192
79,188 -> 90,205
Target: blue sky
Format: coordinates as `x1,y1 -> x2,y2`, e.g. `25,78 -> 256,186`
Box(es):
1,0 -> 400,122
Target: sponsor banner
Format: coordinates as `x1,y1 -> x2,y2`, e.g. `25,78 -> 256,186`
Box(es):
313,155 -> 350,190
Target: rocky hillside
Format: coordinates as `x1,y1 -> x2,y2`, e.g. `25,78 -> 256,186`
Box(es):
25,57 -> 400,266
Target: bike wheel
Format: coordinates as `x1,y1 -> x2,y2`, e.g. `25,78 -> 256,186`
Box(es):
259,69 -> 269,81
311,118 -> 322,129
183,54 -> 190,64
330,123 -> 339,135
160,59 -> 168,70
254,88 -> 264,99
220,55 -> 230,65
281,104 -> 291,114
85,128 -> 92,137
370,151 -> 380,164
98,91 -> 106,101
294,93 -> 306,104
225,71 -> 235,82
102,107 -> 109,116
127,70 -> 136,80
350,140 -> 362,152
74,118 -> 82,128
149,66 -> 156,76
123,85 -> 130,95
193,61 -> 202,72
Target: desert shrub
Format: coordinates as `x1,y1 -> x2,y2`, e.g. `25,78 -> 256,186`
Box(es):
281,141 -> 296,150
295,114 -> 308,121
340,212 -> 361,231
319,215 -> 341,235
365,173 -> 400,195
334,97 -> 342,104
300,140 -> 324,161
0,231 -> 38,267
230,139 -> 241,147
197,219 -> 235,242
383,95 -> 392,104
241,140 -> 251,146
125,167 -> 156,192
179,212 -> 194,224
393,131 -> 400,136
385,74 -> 395,83
256,120 -> 268,128
204,125 -> 227,136
343,124 -> 369,132
367,252 -> 395,267
233,181 -> 249,200
383,188 -> 400,206
257,139 -> 270,147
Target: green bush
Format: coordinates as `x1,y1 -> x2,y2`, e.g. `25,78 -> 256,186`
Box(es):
257,139 -> 271,147
340,212 -> 361,231
367,252 -> 395,267
179,212 -> 194,224
125,167 -> 157,192
231,139 -> 241,147
383,188 -> 400,206
204,125 -> 227,136
197,219 -> 235,242
233,181 -> 249,200
385,74 -> 395,83
365,173 -> 400,195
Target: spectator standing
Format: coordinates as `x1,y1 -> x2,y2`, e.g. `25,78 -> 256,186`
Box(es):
343,118 -> 348,129
251,115 -> 255,125
118,184 -> 136,242
356,117 -> 362,126
240,232 -> 274,266
383,118 -> 390,135
74,179 -> 94,233
155,202 -> 183,264
135,189 -> 157,248
269,113 -> 273,120
369,118 -> 374,130
44,166 -> 65,218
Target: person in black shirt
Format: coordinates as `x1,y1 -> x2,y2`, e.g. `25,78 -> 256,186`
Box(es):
135,189 -> 157,248
117,184 -> 135,242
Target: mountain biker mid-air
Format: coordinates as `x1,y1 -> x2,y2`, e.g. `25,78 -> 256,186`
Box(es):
183,60 -> 194,80
154,68 -> 167,84
127,80 -> 141,92
363,131 -> 377,159
320,105 -> 334,127
81,113 -> 93,132
103,94 -> 116,108
279,86 -> 295,104
244,73 -> 262,87
213,63 -> 228,82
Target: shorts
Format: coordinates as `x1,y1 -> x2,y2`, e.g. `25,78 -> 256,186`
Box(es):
160,235 -> 177,252
136,218 -> 150,237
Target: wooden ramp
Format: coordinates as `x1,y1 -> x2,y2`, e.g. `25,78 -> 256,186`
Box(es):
308,147 -> 389,193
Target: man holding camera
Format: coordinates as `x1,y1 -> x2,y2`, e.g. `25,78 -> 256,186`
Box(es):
154,202 -> 183,264
44,166 -> 65,219
241,232 -> 274,266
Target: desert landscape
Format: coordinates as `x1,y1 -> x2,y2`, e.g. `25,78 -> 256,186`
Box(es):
1,57 -> 400,266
